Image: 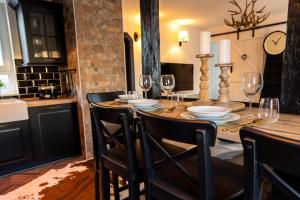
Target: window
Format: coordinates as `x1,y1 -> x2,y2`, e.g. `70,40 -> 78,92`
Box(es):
0,0 -> 18,95
0,41 -> 3,66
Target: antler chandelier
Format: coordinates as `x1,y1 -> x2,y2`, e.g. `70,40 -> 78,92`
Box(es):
224,0 -> 270,29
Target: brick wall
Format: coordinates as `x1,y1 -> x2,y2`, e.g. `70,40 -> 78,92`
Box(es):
61,0 -> 125,158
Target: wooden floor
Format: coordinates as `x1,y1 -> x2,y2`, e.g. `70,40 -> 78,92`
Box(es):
0,157 -> 96,200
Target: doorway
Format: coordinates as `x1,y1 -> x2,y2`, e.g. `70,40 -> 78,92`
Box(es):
124,32 -> 135,92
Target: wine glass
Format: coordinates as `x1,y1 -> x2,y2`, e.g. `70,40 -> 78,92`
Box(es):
258,98 -> 280,123
241,72 -> 264,119
171,92 -> 185,110
139,75 -> 152,99
161,74 -> 175,105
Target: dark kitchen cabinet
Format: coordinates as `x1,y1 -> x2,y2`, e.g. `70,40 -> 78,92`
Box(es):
29,103 -> 81,162
9,0 -> 67,65
0,121 -> 33,175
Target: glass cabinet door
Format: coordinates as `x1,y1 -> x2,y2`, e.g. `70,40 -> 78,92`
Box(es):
29,13 -> 44,35
44,14 -> 62,59
29,12 -> 48,59
32,37 -> 48,58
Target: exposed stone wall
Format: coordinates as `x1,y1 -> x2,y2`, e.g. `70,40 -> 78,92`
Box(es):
59,0 -> 125,158
73,0 -> 125,158
60,0 -> 86,157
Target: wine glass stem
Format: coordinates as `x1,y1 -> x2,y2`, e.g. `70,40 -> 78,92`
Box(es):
145,90 -> 147,99
248,97 -> 253,114
167,92 -> 171,105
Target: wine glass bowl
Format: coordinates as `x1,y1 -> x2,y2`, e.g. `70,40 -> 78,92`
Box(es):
160,74 -> 175,105
139,75 -> 152,99
161,74 -> 175,94
241,72 -> 264,119
258,98 -> 280,123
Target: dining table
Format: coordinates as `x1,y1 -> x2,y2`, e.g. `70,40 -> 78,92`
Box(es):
97,99 -> 300,165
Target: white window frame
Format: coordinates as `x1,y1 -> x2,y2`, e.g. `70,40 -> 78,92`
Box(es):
0,0 -> 18,96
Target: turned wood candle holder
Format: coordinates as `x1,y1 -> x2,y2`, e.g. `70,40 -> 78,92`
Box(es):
215,63 -> 233,103
196,54 -> 214,102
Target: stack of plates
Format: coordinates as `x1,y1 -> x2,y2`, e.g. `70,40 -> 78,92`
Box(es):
128,99 -> 161,111
181,106 -> 240,125
115,94 -> 138,103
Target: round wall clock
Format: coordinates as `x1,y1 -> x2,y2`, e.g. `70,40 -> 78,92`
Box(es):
263,31 -> 287,55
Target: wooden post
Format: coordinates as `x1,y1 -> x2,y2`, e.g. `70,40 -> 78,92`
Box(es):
140,0 -> 161,99
281,0 -> 300,114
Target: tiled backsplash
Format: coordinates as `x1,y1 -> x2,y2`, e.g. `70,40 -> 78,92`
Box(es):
15,59 -> 62,98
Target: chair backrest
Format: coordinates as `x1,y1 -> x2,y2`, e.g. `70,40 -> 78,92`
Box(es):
136,110 -> 217,200
86,91 -> 125,168
86,91 -> 124,104
90,103 -> 137,174
240,127 -> 300,200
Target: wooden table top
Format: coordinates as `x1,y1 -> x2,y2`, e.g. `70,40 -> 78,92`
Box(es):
97,100 -> 300,143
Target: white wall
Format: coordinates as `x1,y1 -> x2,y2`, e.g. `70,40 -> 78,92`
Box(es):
122,7 -> 287,101
207,12 -> 287,102
122,14 -> 203,95
160,22 -> 200,94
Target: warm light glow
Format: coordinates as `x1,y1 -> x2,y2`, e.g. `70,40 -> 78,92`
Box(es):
135,12 -> 165,25
159,12 -> 165,18
171,19 -> 195,26
135,14 -> 141,24
169,19 -> 196,32
170,46 -> 181,55
178,30 -> 189,43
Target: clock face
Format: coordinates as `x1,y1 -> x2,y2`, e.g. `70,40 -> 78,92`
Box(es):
263,31 -> 287,55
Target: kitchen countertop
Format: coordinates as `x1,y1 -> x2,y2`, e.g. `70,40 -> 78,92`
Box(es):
23,97 -> 78,107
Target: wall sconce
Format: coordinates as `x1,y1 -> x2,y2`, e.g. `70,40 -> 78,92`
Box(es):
134,32 -> 140,42
178,30 -> 189,47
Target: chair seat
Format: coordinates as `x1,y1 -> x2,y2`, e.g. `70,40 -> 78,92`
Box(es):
153,156 -> 244,200
106,139 -> 186,180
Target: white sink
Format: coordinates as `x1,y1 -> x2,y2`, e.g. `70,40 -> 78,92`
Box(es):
0,99 -> 29,123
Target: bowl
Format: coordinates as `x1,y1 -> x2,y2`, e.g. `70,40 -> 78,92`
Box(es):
186,106 -> 231,118
118,94 -> 138,100
128,99 -> 159,108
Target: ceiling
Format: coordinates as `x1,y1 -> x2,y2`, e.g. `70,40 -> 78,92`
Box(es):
122,0 -> 289,29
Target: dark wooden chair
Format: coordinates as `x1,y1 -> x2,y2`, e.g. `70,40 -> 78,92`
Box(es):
90,103 -> 141,200
240,127 -> 300,200
136,110 -> 244,200
86,91 -> 124,104
87,91 -> 125,147
87,91 -> 125,199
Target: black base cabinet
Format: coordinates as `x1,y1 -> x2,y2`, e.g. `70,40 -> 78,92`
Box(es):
0,103 -> 81,176
29,103 -> 81,162
0,120 -> 33,175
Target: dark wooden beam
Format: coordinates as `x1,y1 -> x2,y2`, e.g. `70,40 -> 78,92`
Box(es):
281,0 -> 300,114
140,0 -> 161,99
211,21 -> 287,38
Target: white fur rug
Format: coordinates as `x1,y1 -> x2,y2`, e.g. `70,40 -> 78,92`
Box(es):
0,160 -> 89,200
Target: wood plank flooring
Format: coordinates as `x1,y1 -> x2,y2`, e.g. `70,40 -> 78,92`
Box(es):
0,157 -> 96,200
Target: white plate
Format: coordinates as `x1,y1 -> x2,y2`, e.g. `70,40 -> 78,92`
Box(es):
187,106 -> 231,118
114,98 -> 129,103
134,104 -> 164,111
180,112 -> 240,125
128,99 -> 159,108
118,94 -> 137,100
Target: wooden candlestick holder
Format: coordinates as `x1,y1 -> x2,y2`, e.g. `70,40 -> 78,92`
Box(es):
196,54 -> 214,103
215,63 -> 233,103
